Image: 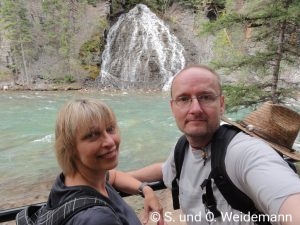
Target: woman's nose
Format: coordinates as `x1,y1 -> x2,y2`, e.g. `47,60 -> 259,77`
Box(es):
102,132 -> 115,147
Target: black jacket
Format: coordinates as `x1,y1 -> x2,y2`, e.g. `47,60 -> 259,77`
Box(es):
46,173 -> 142,225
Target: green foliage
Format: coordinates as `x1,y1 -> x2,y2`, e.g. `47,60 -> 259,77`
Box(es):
39,0 -> 90,81
0,0 -> 35,83
177,0 -> 226,11
119,0 -> 173,13
79,18 -> 107,78
41,0 -> 86,55
82,65 -> 100,79
224,82 -> 298,112
223,84 -> 269,111
80,39 -> 100,61
0,70 -> 13,80
177,0 -> 202,10
0,0 -> 104,84
42,0 -> 72,56
51,74 -> 75,84
64,75 -> 75,83
79,36 -> 101,78
0,1 -> 31,39
87,0 -> 101,7
201,12 -> 243,34
200,0 -> 300,106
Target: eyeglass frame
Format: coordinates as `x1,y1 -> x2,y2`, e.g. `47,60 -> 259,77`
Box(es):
171,94 -> 221,108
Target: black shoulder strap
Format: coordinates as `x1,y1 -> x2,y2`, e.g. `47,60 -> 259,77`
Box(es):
172,135 -> 188,210
211,124 -> 255,212
205,124 -> 271,225
200,124 -> 239,217
16,205 -> 42,225
16,197 -> 122,225
171,126 -> 241,211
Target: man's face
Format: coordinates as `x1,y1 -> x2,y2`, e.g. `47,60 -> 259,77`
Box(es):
170,67 -> 225,144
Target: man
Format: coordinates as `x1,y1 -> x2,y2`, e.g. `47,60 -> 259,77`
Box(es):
128,65 -> 300,225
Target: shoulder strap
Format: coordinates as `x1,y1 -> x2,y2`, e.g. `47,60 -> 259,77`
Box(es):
211,125 -> 255,212
200,125 -> 239,217
16,205 -> 42,225
171,135 -> 188,210
204,124 -> 271,225
16,197 -> 122,225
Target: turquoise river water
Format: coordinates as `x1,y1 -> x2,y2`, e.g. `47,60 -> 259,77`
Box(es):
1,90 -> 299,210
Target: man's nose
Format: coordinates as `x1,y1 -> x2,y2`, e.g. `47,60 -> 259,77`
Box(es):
189,98 -> 204,112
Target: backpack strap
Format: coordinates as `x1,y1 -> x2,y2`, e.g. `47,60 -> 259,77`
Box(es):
210,124 -> 248,211
200,174 -> 221,217
16,197 -> 122,225
171,126 -> 240,212
16,205 -> 41,225
171,135 -> 188,210
202,124 -> 271,225
200,124 -> 239,218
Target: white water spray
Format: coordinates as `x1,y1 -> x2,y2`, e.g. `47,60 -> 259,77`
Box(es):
99,4 -> 185,90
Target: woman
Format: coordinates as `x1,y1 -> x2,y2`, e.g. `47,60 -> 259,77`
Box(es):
48,98 -> 163,225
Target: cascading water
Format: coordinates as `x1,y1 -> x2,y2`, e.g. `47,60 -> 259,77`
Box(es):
98,4 -> 185,90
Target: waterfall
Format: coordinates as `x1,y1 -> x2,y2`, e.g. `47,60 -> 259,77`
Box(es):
98,4 -> 185,90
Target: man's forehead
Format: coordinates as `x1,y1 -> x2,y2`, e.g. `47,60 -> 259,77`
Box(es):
171,66 -> 219,96
179,66 -> 213,76
174,68 -> 215,85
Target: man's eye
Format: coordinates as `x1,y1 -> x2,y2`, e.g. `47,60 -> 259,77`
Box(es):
202,95 -> 210,100
199,95 -> 212,101
178,96 -> 190,102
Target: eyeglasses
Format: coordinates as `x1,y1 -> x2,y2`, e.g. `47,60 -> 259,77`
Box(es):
172,94 -> 220,108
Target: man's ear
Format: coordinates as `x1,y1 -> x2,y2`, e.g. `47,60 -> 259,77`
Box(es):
220,95 -> 225,115
170,100 -> 177,116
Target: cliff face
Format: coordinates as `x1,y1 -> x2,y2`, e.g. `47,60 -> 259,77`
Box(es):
0,1 -> 211,90
1,1 -> 299,91
164,4 -> 215,66
0,0 -> 108,89
0,35 -> 11,68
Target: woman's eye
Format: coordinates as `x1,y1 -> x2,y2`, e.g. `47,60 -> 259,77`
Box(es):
84,131 -> 100,140
106,126 -> 115,134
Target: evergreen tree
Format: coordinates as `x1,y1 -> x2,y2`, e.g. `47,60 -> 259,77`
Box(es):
0,0 -> 34,84
41,0 -> 85,78
201,0 -> 300,108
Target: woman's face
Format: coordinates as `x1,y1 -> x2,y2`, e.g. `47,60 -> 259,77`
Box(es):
74,120 -> 120,175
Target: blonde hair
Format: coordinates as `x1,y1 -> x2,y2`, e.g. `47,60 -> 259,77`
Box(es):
55,98 -> 119,175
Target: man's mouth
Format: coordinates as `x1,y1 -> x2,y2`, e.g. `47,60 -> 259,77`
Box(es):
186,118 -> 206,123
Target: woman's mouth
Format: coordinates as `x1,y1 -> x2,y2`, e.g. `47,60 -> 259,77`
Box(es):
99,150 -> 117,159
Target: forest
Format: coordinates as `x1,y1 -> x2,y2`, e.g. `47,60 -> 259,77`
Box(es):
0,0 -> 299,109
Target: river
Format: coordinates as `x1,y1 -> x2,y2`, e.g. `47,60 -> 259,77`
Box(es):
0,90 -> 299,210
